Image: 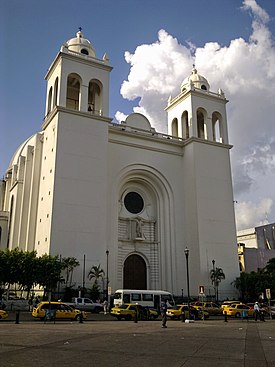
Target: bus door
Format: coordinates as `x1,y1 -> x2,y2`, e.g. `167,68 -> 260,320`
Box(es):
154,295 -> 160,310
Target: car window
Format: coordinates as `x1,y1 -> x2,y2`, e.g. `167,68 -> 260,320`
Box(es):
142,294 -> 153,301
131,293 -> 141,302
123,294 -> 130,303
130,305 -> 139,310
118,305 -> 128,309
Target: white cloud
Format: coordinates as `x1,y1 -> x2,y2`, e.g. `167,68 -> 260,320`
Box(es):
114,111 -> 128,123
235,198 -> 273,230
116,0 -> 275,229
242,0 -> 270,24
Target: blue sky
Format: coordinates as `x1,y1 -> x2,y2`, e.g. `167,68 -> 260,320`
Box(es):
1,0 -> 275,230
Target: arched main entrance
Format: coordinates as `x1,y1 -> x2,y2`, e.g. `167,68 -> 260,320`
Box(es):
123,254 -> 147,289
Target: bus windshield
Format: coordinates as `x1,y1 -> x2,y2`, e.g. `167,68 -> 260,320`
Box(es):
113,292 -> 122,300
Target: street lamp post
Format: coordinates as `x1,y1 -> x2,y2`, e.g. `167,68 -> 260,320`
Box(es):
184,247 -> 190,317
106,250 -> 109,300
212,259 -> 216,302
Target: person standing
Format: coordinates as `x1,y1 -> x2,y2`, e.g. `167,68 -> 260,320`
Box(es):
254,301 -> 260,321
103,299 -> 108,315
160,299 -> 168,328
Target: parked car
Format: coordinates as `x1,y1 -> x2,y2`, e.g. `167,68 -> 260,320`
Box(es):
0,309 -> 8,320
32,301 -> 87,321
225,303 -> 254,318
221,300 -> 239,311
65,298 -> 103,313
191,302 -> 222,315
111,303 -> 158,320
166,304 -> 209,320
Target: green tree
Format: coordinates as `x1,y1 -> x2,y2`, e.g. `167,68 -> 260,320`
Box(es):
265,258 -> 275,273
17,250 -> 38,298
36,254 -> 63,299
210,267 -> 225,303
62,257 -> 80,287
233,271 -> 259,302
88,265 -> 105,285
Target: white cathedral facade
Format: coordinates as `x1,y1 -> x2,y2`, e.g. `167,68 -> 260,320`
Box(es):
0,30 -> 240,299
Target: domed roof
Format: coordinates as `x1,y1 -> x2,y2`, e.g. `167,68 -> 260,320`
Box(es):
181,66 -> 210,92
8,133 -> 41,172
64,29 -> 96,57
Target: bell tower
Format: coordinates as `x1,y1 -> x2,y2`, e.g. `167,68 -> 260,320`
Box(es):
165,67 -> 239,296
44,28 -> 112,118
166,66 -> 228,144
35,30 -> 113,264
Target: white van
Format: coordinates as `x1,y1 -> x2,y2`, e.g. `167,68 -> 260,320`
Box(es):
113,289 -> 175,309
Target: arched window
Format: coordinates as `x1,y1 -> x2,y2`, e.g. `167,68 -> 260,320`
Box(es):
53,77 -> 58,107
88,80 -> 102,115
197,108 -> 207,139
171,118 -> 178,137
66,73 -> 81,110
212,112 -> 223,143
123,254 -> 147,289
47,87 -> 52,115
182,111 -> 189,139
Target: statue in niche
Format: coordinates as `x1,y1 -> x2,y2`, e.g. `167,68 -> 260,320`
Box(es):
135,217 -> 144,239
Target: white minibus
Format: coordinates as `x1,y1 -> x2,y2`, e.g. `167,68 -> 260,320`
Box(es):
113,289 -> 175,309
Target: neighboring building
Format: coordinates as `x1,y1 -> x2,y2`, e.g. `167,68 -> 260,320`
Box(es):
238,223 -> 275,272
0,30 -> 240,299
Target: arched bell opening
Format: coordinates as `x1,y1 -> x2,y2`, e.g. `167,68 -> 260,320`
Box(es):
212,112 -> 223,143
182,111 -> 189,139
171,118 -> 178,137
53,77 -> 59,108
66,73 -> 81,110
88,79 -> 102,115
197,108 -> 207,139
47,87 -> 53,115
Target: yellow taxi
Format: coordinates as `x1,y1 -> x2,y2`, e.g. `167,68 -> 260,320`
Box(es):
111,303 -> 158,320
0,309 -> 8,320
221,300 -> 239,311
32,301 -> 87,321
166,304 -> 209,320
192,302 -> 222,316
225,303 -> 254,318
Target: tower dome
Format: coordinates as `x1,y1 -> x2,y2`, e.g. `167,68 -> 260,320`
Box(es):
181,66 -> 210,92
64,29 -> 96,57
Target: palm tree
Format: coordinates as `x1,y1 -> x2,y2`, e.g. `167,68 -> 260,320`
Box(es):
210,267 -> 225,303
88,265 -> 105,285
62,257 -> 80,287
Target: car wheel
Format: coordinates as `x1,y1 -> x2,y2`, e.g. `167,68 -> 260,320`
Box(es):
125,315 -> 131,321
75,314 -> 81,321
235,312 -> 241,318
94,307 -> 101,314
117,316 -> 121,321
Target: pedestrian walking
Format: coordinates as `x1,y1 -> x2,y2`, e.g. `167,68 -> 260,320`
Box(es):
103,299 -> 108,315
254,301 -> 260,321
160,299 -> 168,328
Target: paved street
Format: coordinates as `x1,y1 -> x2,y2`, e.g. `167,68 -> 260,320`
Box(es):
0,316 -> 275,366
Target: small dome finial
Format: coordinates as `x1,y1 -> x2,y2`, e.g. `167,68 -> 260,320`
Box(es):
78,27 -> 82,32
192,64 -> 197,74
